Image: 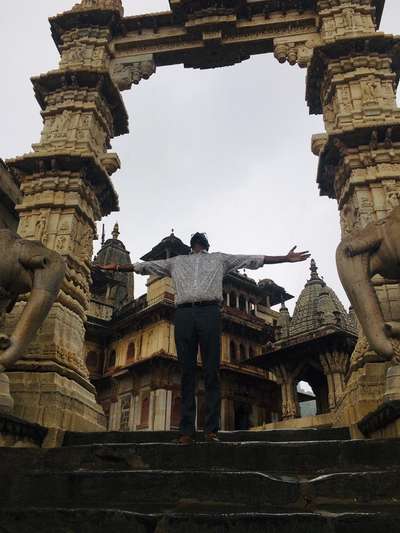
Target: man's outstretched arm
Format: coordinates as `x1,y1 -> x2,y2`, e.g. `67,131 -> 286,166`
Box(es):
263,246 -> 310,264
222,246 -> 310,273
94,258 -> 172,277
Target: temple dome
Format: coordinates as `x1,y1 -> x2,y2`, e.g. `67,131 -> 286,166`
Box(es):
92,223 -> 134,309
93,223 -> 131,267
288,259 -> 355,338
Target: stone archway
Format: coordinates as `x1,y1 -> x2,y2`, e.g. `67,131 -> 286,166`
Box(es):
5,0 -> 399,430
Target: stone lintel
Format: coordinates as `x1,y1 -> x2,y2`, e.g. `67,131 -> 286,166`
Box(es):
31,69 -> 129,137
6,153 -> 119,217
122,0 -> 384,35
114,12 -> 317,70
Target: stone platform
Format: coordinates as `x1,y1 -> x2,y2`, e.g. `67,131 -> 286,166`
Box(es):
1,428 -> 400,532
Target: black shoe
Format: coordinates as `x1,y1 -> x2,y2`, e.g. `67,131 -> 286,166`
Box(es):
177,434 -> 195,446
205,432 -> 220,443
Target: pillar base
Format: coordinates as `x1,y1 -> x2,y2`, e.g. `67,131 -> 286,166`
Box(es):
0,373 -> 14,415
332,362 -> 389,431
384,365 -> 400,403
8,371 -> 106,431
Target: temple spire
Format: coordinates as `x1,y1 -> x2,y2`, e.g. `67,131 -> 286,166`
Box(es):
310,258 -> 319,280
112,223 -> 120,240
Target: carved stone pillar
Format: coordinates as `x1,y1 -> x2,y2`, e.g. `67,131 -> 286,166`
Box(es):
221,397 -> 235,430
320,351 -> 348,410
272,365 -> 299,420
153,389 -> 169,430
307,0 -> 400,370
5,0 -> 128,431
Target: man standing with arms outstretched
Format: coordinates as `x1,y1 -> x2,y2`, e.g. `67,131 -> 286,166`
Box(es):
97,233 -> 310,444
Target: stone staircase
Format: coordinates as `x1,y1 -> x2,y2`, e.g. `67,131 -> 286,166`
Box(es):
1,427 -> 400,532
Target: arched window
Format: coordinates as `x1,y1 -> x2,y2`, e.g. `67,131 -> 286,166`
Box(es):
230,340 -> 238,363
249,301 -> 256,315
106,350 -> 116,370
239,295 -> 246,312
86,351 -> 98,373
127,342 -> 135,361
239,344 -> 247,362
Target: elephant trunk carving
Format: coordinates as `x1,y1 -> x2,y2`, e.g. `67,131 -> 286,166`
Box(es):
0,230 -> 65,372
336,206 -> 400,361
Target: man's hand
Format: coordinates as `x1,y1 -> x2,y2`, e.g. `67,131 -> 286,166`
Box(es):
286,246 -> 310,263
93,263 -> 118,271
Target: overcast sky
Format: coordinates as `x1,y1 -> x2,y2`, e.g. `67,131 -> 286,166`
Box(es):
1,1 -> 399,311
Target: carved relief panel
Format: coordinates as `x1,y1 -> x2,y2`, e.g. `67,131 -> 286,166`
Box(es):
318,2 -> 376,43
321,58 -> 399,133
59,28 -> 112,71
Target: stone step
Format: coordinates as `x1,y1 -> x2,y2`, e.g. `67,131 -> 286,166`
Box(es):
0,509 -> 399,533
1,439 -> 399,476
63,427 -> 351,446
2,469 -> 399,514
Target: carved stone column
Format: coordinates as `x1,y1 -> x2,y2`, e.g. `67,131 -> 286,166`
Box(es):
221,397 -> 235,431
307,1 -> 400,370
5,0 -> 128,431
320,351 -> 348,410
272,365 -> 299,420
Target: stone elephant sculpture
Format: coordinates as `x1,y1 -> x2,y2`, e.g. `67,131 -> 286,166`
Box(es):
0,229 -> 65,372
336,206 -> 400,360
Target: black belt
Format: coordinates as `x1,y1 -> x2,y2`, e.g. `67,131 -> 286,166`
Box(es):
177,300 -> 220,309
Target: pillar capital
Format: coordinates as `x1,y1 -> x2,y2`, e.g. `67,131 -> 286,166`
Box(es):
320,351 -> 349,375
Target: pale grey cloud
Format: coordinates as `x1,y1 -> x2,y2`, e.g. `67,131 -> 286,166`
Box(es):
1,1 -> 399,310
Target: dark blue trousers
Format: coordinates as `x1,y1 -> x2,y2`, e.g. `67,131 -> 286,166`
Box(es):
174,304 -> 221,435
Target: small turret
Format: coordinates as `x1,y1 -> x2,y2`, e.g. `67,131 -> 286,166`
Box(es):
92,224 -> 134,310
276,303 -> 291,340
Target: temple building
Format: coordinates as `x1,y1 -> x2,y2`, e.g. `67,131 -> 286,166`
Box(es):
250,259 -> 358,428
0,160 -> 21,231
85,227 -> 297,431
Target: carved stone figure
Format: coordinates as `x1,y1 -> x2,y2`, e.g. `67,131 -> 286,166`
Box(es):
343,8 -> 354,30
0,229 -> 65,373
336,206 -> 400,360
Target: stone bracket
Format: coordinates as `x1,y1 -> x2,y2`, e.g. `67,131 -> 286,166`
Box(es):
274,34 -> 321,68
110,54 -> 156,91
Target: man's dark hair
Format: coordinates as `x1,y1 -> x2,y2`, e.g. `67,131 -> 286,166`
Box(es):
190,232 -> 210,251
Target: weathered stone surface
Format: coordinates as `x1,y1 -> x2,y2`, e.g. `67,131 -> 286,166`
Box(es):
1,438 -> 400,476
0,413 -> 47,448
0,510 -> 399,533
358,399 -> 400,438
63,427 -> 350,445
0,509 -> 148,533
1,428 -> 399,531
1,470 -> 301,513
